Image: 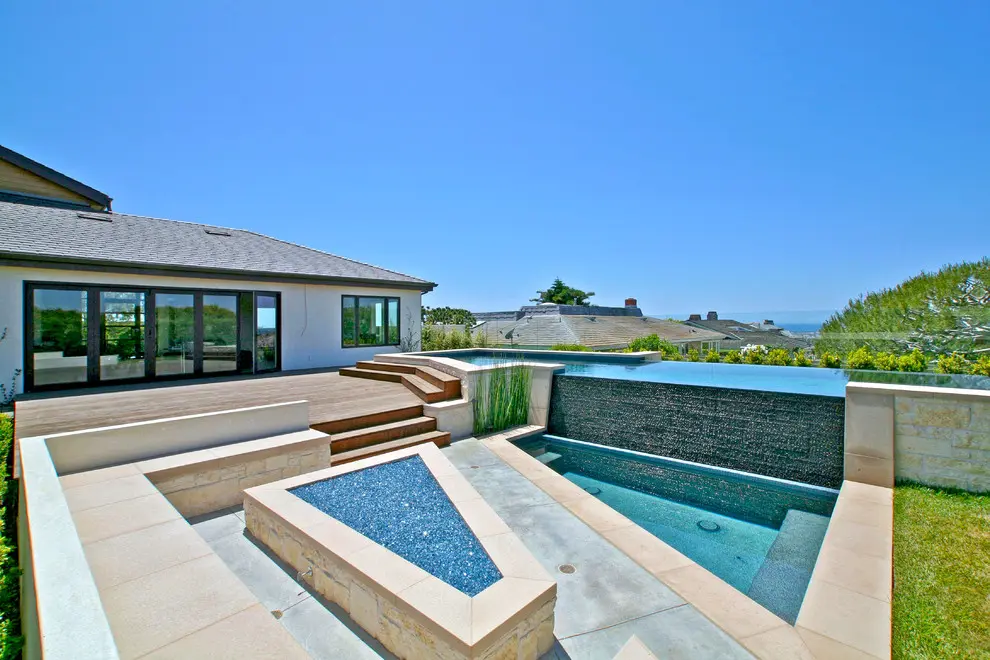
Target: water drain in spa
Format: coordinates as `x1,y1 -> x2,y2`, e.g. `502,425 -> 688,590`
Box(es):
558,564 -> 576,574
697,520 -> 720,532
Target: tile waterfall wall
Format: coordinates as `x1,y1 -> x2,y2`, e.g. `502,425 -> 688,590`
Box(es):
547,376 -> 845,488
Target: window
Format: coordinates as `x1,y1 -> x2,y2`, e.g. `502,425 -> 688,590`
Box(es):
341,296 -> 400,347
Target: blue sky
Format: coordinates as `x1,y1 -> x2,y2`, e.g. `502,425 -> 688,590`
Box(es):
3,1 -> 988,320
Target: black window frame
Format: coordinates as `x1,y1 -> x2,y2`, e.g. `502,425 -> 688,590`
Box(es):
23,281 -> 281,392
341,295 -> 401,348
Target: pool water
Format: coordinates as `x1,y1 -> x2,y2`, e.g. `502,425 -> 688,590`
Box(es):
462,356 -> 848,396
290,456 -> 502,596
432,350 -> 990,397
517,435 -> 838,623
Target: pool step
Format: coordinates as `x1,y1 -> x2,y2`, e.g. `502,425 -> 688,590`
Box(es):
746,509 -> 831,624
311,404 -> 424,435
330,430 -> 451,465
330,416 -> 438,453
536,452 -> 562,465
340,363 -> 461,403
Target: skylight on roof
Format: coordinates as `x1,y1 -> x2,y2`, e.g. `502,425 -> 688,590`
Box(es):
76,212 -> 111,222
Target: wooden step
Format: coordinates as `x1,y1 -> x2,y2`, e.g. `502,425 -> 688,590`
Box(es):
355,361 -> 417,375
412,365 -> 461,398
311,404 -> 424,435
352,361 -> 461,400
330,416 -> 438,453
330,430 -> 451,465
401,373 -> 446,403
341,367 -> 449,404
339,367 -> 402,383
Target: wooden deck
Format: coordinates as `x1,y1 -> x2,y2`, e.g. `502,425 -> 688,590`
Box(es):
13,371 -> 423,441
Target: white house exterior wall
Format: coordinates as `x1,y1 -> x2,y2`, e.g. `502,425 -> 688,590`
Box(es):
0,266 -> 423,395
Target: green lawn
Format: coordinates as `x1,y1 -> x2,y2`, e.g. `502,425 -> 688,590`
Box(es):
893,482 -> 990,659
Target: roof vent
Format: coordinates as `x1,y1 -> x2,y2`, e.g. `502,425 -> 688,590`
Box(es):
77,212 -> 111,222
204,229 -> 232,237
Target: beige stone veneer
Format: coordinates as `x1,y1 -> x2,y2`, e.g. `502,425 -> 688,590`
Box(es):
244,442 -> 557,660
845,382 -> 990,492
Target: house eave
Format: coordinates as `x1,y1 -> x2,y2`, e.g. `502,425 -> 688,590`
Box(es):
0,254 -> 437,292
0,145 -> 112,210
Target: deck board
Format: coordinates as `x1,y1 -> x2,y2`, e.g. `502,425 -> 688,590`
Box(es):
13,371 -> 423,441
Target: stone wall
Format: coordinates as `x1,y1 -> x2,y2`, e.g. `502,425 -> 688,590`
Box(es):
894,392 -> 990,492
548,376 -> 846,488
148,437 -> 330,517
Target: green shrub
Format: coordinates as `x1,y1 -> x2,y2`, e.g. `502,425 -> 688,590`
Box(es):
724,350 -> 743,364
686,349 -> 700,362
628,334 -> 680,357
704,350 -> 721,363
0,415 -> 21,658
743,347 -> 766,364
421,325 -> 490,351
818,352 -> 842,368
793,351 -> 813,367
971,355 -> 990,377
935,353 -> 970,374
472,362 -> 532,435
847,347 -> 876,370
663,352 -> 682,361
550,344 -> 591,352
874,352 -> 899,371
897,349 -> 928,372
764,348 -> 792,366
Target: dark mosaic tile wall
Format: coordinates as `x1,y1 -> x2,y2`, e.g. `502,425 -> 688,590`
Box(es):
547,376 -> 845,488
519,437 -> 836,528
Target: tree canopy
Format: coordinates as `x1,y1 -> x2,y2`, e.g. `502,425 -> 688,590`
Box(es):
531,278 -> 595,306
422,306 -> 476,326
815,258 -> 990,357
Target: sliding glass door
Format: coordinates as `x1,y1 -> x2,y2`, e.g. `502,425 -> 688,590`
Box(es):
99,291 -> 146,381
203,294 -> 239,374
154,293 -> 195,376
255,294 -> 279,372
30,288 -> 89,387
25,283 -> 281,391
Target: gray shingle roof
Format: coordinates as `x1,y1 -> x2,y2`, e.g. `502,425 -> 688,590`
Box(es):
683,318 -> 811,350
475,315 -> 726,349
0,198 -> 435,290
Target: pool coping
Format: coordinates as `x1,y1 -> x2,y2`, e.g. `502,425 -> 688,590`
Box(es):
481,427 -> 893,660
243,442 -> 557,658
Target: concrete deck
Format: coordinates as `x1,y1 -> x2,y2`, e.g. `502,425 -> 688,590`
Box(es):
14,370 -> 421,440
193,438 -> 750,659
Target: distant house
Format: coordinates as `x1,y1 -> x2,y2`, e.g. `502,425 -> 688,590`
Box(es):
471,299 -> 725,352
0,145 -> 434,394
683,311 -> 812,352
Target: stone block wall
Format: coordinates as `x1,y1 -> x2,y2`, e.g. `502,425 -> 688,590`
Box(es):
548,376 -> 846,488
149,443 -> 331,517
894,393 -> 990,492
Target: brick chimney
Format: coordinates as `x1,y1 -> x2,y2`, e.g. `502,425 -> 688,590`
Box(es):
625,298 -> 637,308
707,311 -> 718,321
688,314 -> 702,321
